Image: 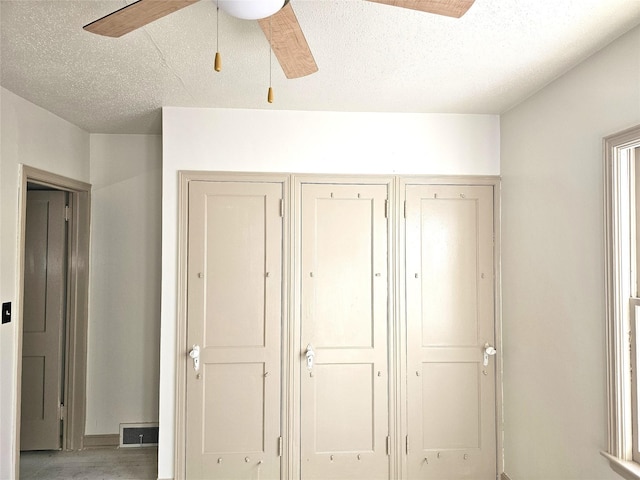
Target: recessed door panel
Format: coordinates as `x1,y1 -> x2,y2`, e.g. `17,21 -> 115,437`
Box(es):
406,185 -> 496,480
204,194 -> 266,348
314,198 -> 373,348
315,363 -> 374,452
203,362 -> 266,453
421,362 -> 479,450
186,181 -> 283,480
21,356 -> 46,420
420,199 -> 478,347
300,183 -> 389,480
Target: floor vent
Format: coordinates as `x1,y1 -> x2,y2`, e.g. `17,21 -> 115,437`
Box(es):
119,423 -> 159,448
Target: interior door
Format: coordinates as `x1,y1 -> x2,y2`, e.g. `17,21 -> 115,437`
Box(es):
299,183 -> 390,480
21,190 -> 67,451
404,184 -> 496,479
185,181 -> 283,479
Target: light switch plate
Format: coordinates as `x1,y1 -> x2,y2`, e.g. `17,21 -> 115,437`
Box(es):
2,302 -> 11,324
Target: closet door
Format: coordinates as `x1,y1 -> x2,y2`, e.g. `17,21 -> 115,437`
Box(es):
405,185 -> 496,479
299,183 -> 390,480
185,181 -> 283,480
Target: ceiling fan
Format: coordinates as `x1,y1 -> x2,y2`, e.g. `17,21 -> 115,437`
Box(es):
84,0 -> 475,79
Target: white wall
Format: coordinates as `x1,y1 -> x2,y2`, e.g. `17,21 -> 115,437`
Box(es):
0,90 -> 162,477
501,25 -> 640,479
87,134 -> 162,434
0,87 -> 90,480
159,108 -> 500,478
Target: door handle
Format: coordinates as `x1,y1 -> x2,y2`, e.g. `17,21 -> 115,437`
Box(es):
483,343 -> 497,367
189,344 -> 200,372
305,344 -> 315,371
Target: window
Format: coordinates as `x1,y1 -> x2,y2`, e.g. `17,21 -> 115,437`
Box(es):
604,125 -> 640,479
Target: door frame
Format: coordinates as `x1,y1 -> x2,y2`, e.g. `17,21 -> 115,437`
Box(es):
14,166 -> 91,472
397,175 -> 503,478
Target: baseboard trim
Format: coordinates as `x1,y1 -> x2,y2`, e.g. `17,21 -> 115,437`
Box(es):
501,473 -> 513,480
83,434 -> 119,448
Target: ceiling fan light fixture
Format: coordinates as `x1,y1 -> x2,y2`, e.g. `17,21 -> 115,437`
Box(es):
217,0 -> 285,20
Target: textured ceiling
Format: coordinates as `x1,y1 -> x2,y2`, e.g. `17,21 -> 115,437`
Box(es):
1,0 -> 639,134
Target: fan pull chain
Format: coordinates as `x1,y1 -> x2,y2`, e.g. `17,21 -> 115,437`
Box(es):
214,0 -> 221,72
267,17 -> 274,103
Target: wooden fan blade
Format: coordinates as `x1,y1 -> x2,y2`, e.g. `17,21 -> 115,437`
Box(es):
367,0 -> 474,18
258,3 -> 318,79
84,0 -> 199,38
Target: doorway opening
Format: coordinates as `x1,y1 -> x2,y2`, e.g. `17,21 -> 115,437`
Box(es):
15,166 -> 91,476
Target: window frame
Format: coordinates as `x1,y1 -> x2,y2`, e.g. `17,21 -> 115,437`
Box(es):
603,125 -> 640,480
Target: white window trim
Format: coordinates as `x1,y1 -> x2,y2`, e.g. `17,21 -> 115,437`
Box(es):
602,452 -> 640,480
604,125 -> 640,480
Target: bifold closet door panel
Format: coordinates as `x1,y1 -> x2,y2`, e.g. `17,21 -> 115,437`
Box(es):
185,181 -> 283,480
405,185 -> 497,480
299,184 -> 390,480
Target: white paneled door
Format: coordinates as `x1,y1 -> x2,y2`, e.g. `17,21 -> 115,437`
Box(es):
299,184 -> 390,480
186,181 -> 284,480
404,185 -> 497,479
